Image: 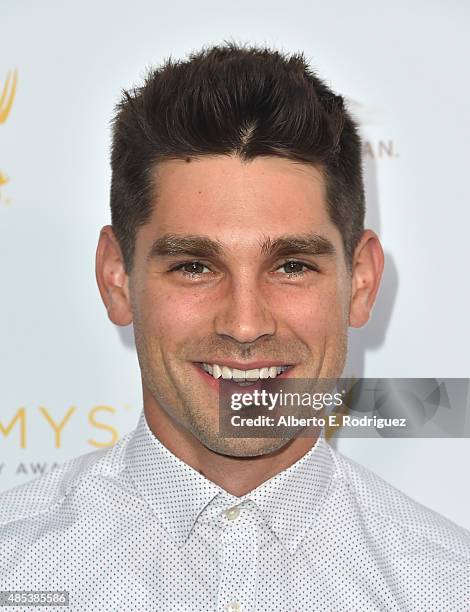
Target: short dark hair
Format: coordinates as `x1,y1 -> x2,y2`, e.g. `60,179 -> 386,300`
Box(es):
110,40 -> 365,273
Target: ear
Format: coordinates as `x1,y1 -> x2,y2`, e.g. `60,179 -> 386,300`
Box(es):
349,229 -> 384,328
95,225 -> 133,326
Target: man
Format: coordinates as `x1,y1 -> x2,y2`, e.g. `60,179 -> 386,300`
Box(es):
0,42 -> 469,611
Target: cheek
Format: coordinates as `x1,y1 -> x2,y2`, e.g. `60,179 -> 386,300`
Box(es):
276,285 -> 347,337
140,285 -> 213,341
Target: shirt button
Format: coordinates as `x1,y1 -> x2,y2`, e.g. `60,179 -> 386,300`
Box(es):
226,602 -> 241,612
224,506 -> 240,521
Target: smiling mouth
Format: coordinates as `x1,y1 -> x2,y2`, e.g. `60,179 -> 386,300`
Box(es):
195,363 -> 293,386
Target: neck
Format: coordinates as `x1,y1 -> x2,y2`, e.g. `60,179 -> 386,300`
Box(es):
143,389 -> 320,497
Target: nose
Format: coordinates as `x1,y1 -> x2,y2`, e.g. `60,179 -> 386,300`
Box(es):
214,275 -> 276,344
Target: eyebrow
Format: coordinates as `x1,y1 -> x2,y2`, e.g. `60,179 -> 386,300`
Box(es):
259,234 -> 336,258
146,233 -> 336,262
147,235 -> 224,261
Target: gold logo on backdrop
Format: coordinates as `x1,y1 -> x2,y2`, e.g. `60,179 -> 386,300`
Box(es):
0,69 -> 18,204
0,69 -> 17,124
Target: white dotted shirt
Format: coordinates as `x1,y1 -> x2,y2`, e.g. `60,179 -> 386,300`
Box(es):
0,409 -> 469,611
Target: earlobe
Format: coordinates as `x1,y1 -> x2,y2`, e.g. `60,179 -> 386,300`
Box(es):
95,225 -> 133,326
348,230 -> 384,328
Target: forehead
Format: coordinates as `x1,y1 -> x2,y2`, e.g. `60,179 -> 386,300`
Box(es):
138,155 -> 340,251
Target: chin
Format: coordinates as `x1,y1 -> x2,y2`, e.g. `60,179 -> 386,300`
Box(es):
199,435 -> 292,458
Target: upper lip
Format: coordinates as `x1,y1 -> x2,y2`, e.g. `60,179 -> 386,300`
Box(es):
195,360 -> 293,370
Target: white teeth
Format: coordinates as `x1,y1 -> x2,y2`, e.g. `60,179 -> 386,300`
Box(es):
246,369 -> 259,382
232,368 -> 246,381
200,363 -> 289,382
221,366 -> 232,380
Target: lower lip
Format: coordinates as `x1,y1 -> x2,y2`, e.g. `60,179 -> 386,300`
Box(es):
192,363 -> 294,391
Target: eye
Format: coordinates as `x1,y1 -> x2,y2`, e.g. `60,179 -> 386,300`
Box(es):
170,261 -> 211,276
276,260 -> 318,277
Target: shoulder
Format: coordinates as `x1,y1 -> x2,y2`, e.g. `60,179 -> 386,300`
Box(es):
0,432 -> 133,528
326,442 -> 470,560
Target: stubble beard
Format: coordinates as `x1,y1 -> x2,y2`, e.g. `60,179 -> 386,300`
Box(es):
134,320 -> 349,459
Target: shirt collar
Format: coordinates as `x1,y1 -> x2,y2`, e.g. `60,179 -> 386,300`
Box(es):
125,409 -> 335,554
246,429 -> 335,554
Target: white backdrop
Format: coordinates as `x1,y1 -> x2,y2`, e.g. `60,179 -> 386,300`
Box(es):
1,0 -> 469,529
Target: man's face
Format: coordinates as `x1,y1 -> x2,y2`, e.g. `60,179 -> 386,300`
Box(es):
128,155 -> 351,456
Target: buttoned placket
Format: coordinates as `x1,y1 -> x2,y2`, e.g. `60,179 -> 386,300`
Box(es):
215,497 -> 259,612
